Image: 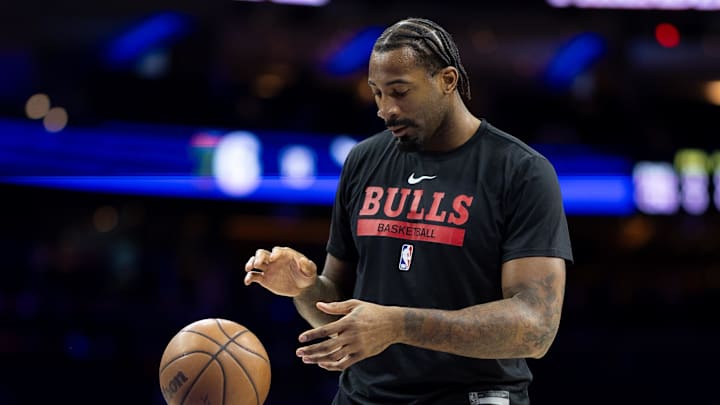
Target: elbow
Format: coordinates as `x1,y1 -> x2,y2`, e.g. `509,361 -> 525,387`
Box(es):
517,301 -> 560,359
526,316 -> 560,359
529,342 -> 551,359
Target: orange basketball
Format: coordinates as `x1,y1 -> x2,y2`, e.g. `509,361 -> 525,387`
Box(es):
159,318 -> 271,405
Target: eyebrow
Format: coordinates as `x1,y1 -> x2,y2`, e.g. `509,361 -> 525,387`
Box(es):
367,79 -> 411,86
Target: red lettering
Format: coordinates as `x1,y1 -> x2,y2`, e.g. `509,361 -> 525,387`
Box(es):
424,192 -> 447,222
359,186 -> 383,216
448,195 -> 474,225
359,187 -> 474,227
406,189 -> 425,220
383,187 -> 411,218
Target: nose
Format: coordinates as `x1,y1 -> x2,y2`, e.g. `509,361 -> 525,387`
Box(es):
376,99 -> 399,122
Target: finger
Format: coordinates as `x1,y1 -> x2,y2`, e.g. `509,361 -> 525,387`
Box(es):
244,270 -> 264,286
296,338 -> 342,359
244,256 -> 256,272
302,350 -> 346,365
316,300 -> 356,315
299,323 -> 341,343
252,249 -> 271,271
318,353 -> 357,371
270,246 -> 286,259
299,346 -> 344,364
317,362 -> 341,371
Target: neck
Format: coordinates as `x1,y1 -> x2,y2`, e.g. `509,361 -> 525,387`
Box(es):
427,94 -> 481,152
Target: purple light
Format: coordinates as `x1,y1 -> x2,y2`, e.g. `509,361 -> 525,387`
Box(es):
715,171 -> 720,211
547,0 -> 720,9
681,174 -> 709,215
273,0 -> 329,5
633,162 -> 680,215
233,0 -> 329,5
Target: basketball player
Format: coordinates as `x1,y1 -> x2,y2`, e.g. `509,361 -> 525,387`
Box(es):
245,17 -> 573,405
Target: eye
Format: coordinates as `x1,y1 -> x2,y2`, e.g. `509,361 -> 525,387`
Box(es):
392,89 -> 409,97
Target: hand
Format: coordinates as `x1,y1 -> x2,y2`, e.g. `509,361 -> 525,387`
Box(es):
244,247 -> 317,297
295,299 -> 401,371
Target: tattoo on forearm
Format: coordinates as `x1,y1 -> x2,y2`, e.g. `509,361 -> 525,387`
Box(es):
511,272 -> 562,353
404,310 -> 424,338
402,271 -> 562,359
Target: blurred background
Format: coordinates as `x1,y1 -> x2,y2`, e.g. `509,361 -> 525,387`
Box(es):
1,0 -> 719,403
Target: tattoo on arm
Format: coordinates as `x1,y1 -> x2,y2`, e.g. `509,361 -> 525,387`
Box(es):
400,269 -> 563,359
505,272 -> 562,355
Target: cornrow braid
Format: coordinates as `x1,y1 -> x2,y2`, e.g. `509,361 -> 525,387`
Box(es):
373,17 -> 471,100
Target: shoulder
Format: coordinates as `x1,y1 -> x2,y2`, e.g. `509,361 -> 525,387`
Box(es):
482,122 -> 544,160
344,129 -> 393,169
481,122 -> 555,173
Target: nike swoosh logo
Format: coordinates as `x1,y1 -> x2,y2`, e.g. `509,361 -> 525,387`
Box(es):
407,173 -> 437,185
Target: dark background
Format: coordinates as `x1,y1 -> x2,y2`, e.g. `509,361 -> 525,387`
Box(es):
1,1 -> 720,404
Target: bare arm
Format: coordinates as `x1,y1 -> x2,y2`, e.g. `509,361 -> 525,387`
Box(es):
293,254 -> 356,328
397,256 -> 565,359
296,256 -> 565,370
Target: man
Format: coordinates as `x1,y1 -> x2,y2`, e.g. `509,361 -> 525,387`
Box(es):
245,17 -> 573,405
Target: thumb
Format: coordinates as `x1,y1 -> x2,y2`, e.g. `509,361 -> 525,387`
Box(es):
297,256 -> 317,277
316,300 -> 355,315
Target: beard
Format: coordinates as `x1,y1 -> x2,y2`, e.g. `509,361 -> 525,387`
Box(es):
395,135 -> 421,152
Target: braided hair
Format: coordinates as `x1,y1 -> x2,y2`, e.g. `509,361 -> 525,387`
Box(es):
373,18 -> 471,100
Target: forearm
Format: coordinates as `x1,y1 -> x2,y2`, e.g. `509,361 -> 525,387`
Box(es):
395,296 -> 559,359
293,275 -> 346,328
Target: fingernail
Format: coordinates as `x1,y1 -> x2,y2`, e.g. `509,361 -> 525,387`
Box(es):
299,335 -> 307,343
296,350 -> 304,356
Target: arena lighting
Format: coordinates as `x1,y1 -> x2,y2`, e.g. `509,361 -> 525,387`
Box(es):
0,117 -> 638,215
233,0 -> 329,5
655,23 -> 680,48
545,32 -> 606,90
558,175 -> 635,215
279,145 -> 317,189
212,131 -> 263,197
546,0 -> 720,9
25,93 -> 50,119
633,162 -> 680,215
704,81 -> 720,106
326,27 -> 384,76
714,153 -> 720,211
675,149 -> 711,215
104,12 -> 193,69
329,135 -> 358,166
272,0 -> 329,5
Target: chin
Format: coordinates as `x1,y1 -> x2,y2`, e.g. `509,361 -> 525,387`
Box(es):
395,136 -> 421,152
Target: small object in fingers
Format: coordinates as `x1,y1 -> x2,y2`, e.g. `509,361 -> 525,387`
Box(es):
251,268 -> 264,274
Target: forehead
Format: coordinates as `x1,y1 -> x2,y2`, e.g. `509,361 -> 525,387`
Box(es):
368,47 -> 426,84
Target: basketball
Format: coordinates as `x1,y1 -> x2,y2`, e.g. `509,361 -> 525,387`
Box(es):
159,318 -> 271,405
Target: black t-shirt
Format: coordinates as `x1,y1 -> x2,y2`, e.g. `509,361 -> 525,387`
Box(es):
326,120 -> 573,405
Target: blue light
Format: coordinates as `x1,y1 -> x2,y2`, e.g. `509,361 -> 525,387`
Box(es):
0,117 -> 637,215
326,27 -> 383,76
104,12 -> 193,69
559,175 -> 635,215
545,32 -> 607,90
2,175 -> 633,214
65,333 -> 91,360
1,175 -> 340,204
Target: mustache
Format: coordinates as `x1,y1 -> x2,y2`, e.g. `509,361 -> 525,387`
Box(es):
385,119 -> 417,128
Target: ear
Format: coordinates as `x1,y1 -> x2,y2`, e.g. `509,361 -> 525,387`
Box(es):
438,66 -> 459,95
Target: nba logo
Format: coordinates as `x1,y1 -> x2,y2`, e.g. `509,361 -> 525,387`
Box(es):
399,244 -> 414,271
